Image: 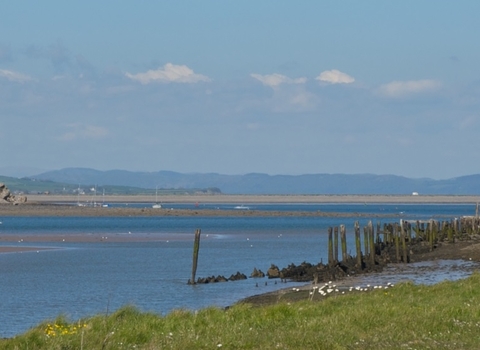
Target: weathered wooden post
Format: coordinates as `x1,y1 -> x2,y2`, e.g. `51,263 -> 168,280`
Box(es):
355,221 -> 362,268
400,219 -> 405,242
340,224 -> 347,262
476,203 -> 480,235
383,223 -> 389,245
363,226 -> 369,257
394,223 -> 400,263
188,228 -> 202,285
453,218 -> 458,242
369,221 -> 375,266
328,227 -> 334,266
440,221 -> 446,241
401,225 -> 408,263
429,220 -> 434,252
376,221 -> 381,243
334,226 -> 339,263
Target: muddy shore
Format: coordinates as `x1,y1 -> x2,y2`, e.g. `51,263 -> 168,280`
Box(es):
239,239 -> 480,306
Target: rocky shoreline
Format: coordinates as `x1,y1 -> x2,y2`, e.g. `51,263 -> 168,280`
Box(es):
238,239 -> 480,306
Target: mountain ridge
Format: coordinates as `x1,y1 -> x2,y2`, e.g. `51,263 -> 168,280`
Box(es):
25,168 -> 480,195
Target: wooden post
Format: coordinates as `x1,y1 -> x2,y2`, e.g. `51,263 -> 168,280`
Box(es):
340,224 -> 347,262
376,221 -> 381,243
472,202 -> 478,234
453,218 -> 458,242
334,226 -> 339,263
440,221 -> 446,241
401,225 -> 408,263
369,221 -> 375,265
394,224 -> 400,263
355,221 -> 362,268
429,220 -> 434,252
328,227 -> 334,266
383,223 -> 389,245
188,228 -> 202,285
363,226 -> 369,257
400,219 -> 405,243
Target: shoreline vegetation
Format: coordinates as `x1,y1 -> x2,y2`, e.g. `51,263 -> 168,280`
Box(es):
2,195 -> 480,347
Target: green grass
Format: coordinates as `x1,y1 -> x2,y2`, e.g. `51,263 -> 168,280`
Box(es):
2,273 -> 480,349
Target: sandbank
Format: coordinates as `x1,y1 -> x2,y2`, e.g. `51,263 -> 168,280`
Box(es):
25,194 -> 480,204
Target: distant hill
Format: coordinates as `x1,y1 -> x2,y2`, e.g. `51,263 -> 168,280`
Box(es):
0,174 -> 220,196
20,168 -> 480,195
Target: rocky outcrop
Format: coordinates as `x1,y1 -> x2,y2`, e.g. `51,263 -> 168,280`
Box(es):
196,275 -> 228,284
195,271 -> 247,284
0,183 -> 27,205
266,264 -> 280,279
250,267 -> 265,278
228,271 -> 247,281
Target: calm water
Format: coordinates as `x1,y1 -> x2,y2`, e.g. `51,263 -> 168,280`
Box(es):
0,203 -> 476,337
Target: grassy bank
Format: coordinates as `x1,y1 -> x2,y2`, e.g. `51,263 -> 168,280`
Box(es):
3,274 -> 480,349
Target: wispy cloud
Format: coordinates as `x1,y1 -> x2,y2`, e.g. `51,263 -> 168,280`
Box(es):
0,69 -> 34,83
250,73 -> 306,88
316,69 -> 355,84
58,123 -> 109,141
377,79 -> 442,98
125,63 -> 211,84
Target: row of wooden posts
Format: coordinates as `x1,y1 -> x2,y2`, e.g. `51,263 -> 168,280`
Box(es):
327,215 -> 480,267
188,215 -> 480,284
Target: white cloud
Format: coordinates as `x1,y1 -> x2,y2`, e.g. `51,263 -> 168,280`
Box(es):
316,69 -> 355,84
58,123 -> 109,141
251,73 -> 306,88
125,63 -> 210,84
377,79 -> 442,98
0,69 -> 34,83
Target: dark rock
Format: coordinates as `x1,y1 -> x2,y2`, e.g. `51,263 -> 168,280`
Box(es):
267,264 -> 280,279
250,267 -> 265,278
228,271 -> 247,281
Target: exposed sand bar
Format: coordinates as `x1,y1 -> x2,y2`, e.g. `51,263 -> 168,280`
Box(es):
26,194 -> 480,204
0,246 -> 55,254
2,194 -> 479,217
0,204 -> 400,217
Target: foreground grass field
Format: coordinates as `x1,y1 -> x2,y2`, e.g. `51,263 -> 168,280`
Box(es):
2,274 -> 480,349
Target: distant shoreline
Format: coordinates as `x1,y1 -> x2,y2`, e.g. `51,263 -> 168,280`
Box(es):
1,194 -> 478,219
24,194 -> 480,204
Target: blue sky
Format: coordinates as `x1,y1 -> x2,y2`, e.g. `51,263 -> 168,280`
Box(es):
1,1 -> 479,179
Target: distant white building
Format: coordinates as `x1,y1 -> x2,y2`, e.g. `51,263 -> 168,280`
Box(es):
412,192 -> 419,196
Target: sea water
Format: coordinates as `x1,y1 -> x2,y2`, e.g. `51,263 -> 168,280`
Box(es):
0,203 -> 476,337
